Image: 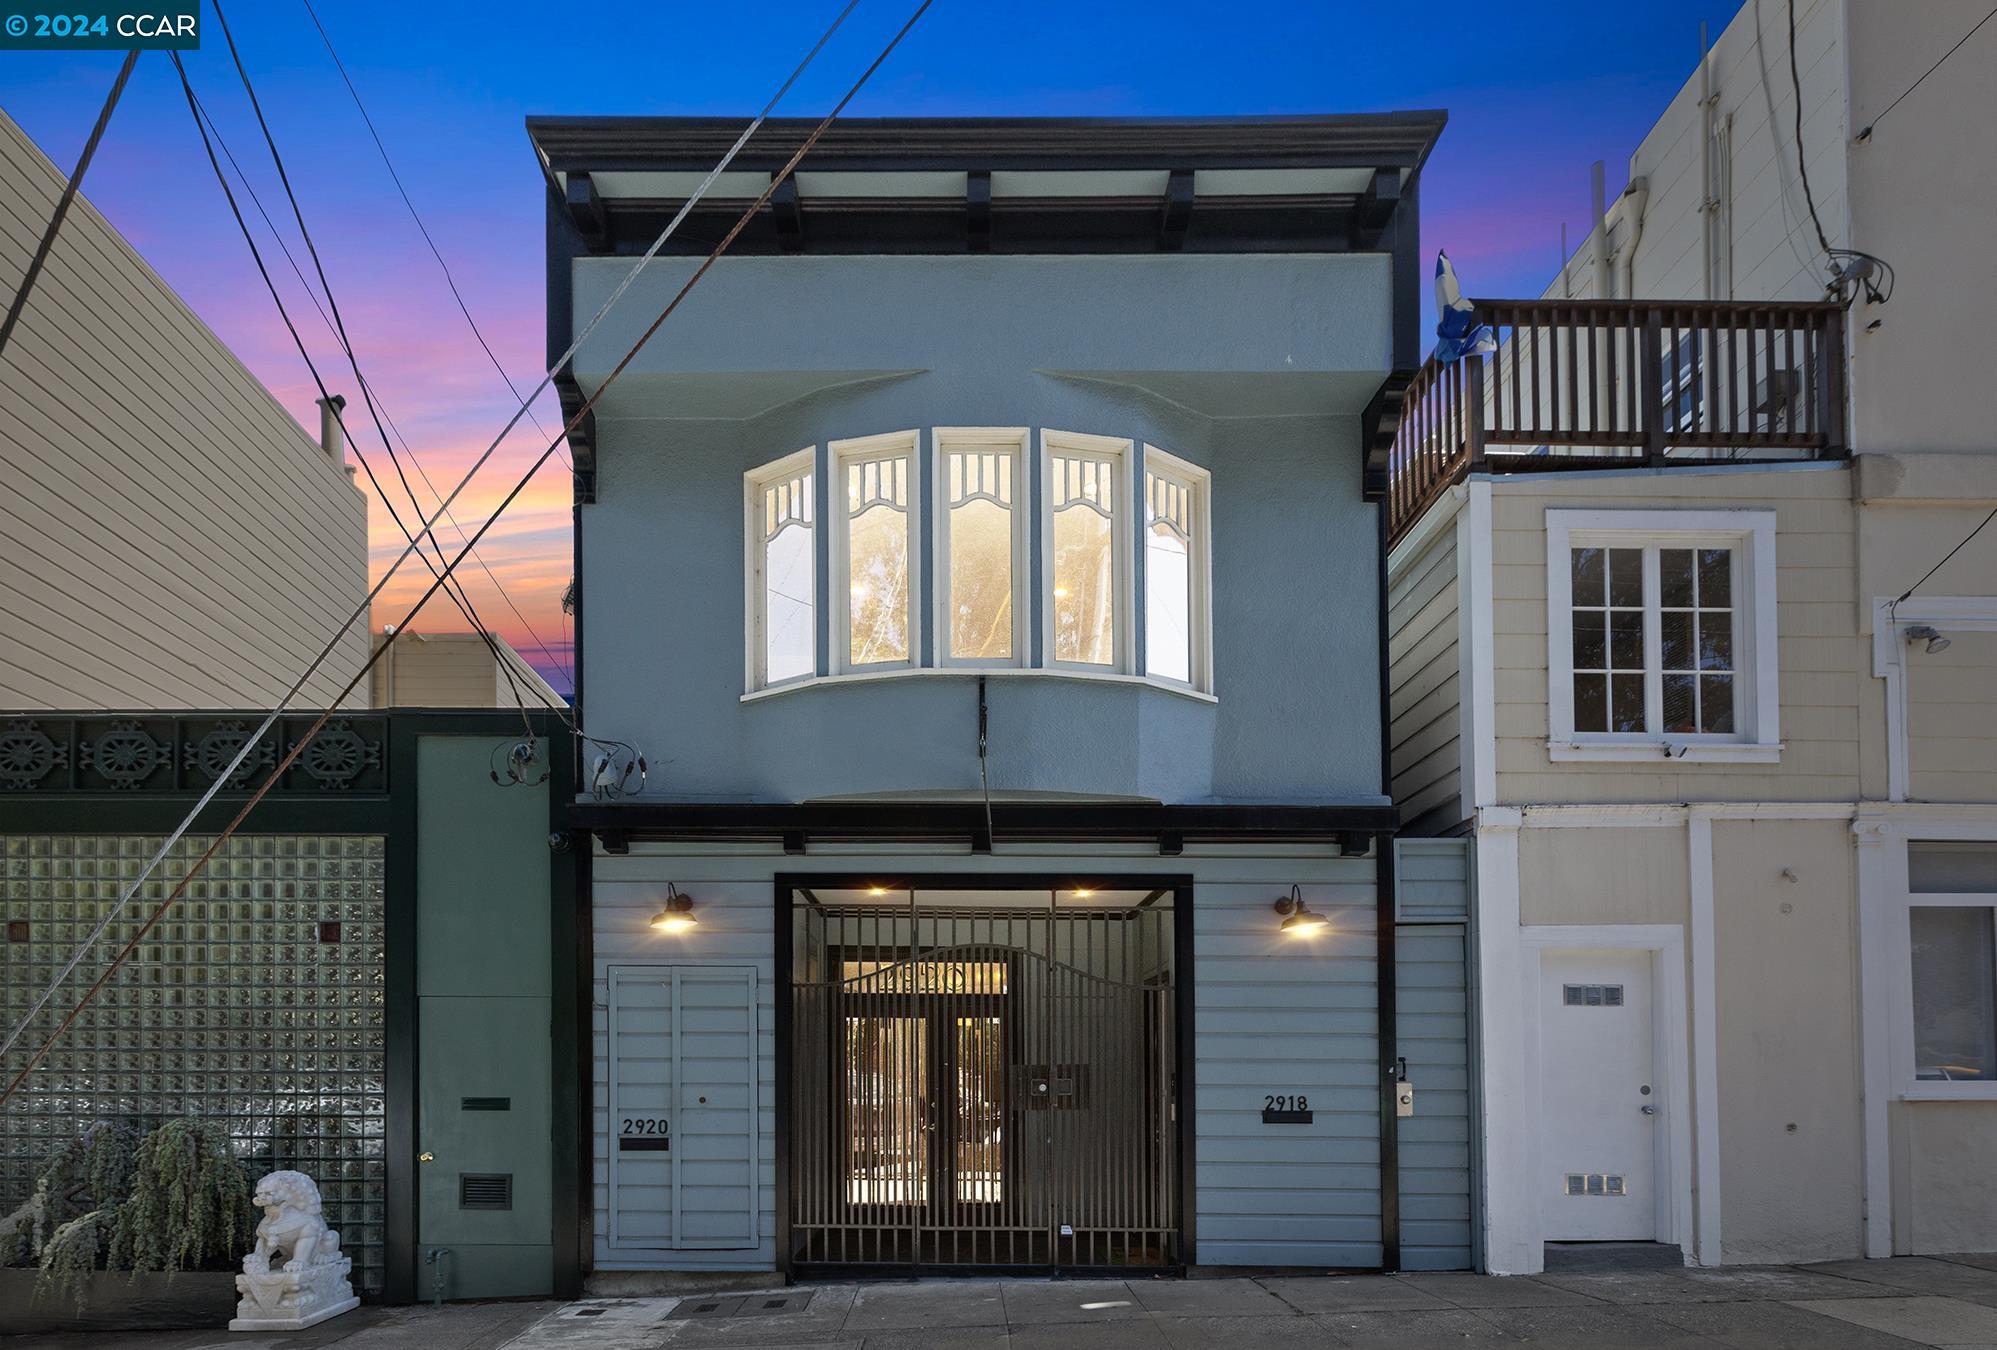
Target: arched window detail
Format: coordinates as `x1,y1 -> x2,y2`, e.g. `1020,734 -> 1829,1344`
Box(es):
935,429 -> 1029,666
833,431 -> 919,671
1143,447 -> 1211,692
745,449 -> 816,689
1042,432 -> 1131,671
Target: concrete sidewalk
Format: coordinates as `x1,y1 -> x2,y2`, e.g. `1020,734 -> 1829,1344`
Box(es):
13,1255 -> 1997,1349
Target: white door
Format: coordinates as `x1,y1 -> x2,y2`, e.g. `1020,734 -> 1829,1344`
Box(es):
1539,950 -> 1657,1241
606,965 -> 759,1251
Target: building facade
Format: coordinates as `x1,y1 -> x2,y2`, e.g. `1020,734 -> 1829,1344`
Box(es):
369,630 -> 567,709
533,113 -> 1477,1278
0,110 -> 370,712
1386,0 -> 1997,1273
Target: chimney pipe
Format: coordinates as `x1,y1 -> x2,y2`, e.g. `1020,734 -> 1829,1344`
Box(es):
1590,160 -> 1611,299
315,394 -> 346,462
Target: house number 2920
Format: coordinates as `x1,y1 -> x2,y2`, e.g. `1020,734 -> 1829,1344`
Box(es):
1264,1094 -> 1308,1112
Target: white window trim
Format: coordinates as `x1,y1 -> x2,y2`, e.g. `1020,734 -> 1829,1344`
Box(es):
1870,596 -> 1997,802
1544,508 -> 1780,763
1141,445 -> 1214,695
931,427 -> 1031,668
1039,429 -> 1134,675
829,430 -> 922,676
1877,825 -> 1997,1102
742,446 -> 817,693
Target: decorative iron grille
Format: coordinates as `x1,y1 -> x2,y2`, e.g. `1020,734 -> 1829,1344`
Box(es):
790,894 -> 1177,1269
0,834 -> 387,1293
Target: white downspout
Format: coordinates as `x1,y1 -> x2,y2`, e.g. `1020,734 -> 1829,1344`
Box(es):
1699,20 -> 1715,300
1590,160 -> 1611,299
1620,173 -> 1650,299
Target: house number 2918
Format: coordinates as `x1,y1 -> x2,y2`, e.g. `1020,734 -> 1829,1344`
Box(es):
1264,1094 -> 1308,1112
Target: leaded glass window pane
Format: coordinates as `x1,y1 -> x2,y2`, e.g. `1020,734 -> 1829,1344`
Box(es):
944,448 -> 1015,661
760,467 -> 814,684
1145,468 -> 1195,685
1050,452 -> 1118,666
846,453 -> 911,666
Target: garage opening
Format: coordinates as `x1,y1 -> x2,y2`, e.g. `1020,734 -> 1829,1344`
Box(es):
783,882 -> 1185,1272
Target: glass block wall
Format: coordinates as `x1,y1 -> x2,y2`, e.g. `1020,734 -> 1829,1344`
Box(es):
1,835 -> 388,1293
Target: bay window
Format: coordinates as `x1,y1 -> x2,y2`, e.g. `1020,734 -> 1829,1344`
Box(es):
745,428 -> 1211,697
1545,510 -> 1778,761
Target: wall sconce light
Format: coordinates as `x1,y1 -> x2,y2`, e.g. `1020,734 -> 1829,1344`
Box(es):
1274,885 -> 1330,937
1905,624 -> 1951,655
649,884 -> 698,934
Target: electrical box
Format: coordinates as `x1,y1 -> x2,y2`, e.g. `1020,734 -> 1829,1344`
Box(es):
1396,1077 -> 1416,1118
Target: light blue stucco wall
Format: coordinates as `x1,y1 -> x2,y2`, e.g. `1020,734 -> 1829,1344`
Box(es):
574,254 -> 1392,805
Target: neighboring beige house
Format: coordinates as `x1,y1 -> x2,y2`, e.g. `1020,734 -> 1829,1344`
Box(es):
1385,0 -> 1997,1274
369,629 -> 565,708
2,108 -> 558,715
0,108 -> 369,710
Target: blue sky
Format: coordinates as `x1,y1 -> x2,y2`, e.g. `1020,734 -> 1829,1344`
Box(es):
0,0 -> 1746,687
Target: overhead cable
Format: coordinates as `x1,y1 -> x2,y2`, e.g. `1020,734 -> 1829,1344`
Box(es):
0,50 -> 140,360
0,0 -> 872,1080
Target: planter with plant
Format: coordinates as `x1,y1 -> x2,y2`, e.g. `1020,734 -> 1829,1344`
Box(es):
1,1117 -> 256,1332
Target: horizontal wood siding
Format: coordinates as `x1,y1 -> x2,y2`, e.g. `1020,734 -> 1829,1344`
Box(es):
1489,467 -> 1863,803
1388,526 -> 1463,834
592,842 -> 1415,1271
1396,922 -> 1472,1270
1395,838 -> 1470,924
0,113 -> 367,711
1907,631 -> 1997,803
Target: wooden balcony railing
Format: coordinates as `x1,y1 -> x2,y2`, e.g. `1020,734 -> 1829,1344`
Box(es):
1387,299 -> 1848,544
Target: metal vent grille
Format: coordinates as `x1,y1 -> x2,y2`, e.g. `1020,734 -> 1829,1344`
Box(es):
1562,984 -> 1624,1007
459,1172 -> 513,1210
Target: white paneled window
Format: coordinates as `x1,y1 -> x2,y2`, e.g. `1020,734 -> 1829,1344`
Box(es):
1544,510 -> 1778,761
1042,432 -> 1131,671
744,449 -> 815,689
934,429 -> 1029,665
832,432 -> 919,671
1909,843 -> 1997,1086
1142,447 -> 1211,691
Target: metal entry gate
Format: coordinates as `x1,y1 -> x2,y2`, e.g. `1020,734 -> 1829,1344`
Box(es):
787,887 -> 1179,1270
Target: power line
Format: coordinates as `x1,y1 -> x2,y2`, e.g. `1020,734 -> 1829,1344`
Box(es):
0,50 -> 140,361
183,84 -> 575,693
0,0 -> 879,1086
296,0 -> 572,478
205,0 -> 536,728
1857,4 -> 1997,140
1895,506 -> 1997,606
173,50 -> 536,740
1785,0 -> 1835,261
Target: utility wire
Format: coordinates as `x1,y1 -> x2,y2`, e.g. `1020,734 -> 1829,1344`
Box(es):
178,56 -> 536,739
1785,0 -> 1835,260
0,0 -> 896,1093
206,0 -> 536,731
1895,507 -> 1997,605
185,85 -> 574,695
1858,4 -> 1997,140
0,50 -> 140,360
296,0 -> 571,477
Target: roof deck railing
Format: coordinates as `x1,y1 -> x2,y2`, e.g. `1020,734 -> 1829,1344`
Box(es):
1387,298 -> 1848,544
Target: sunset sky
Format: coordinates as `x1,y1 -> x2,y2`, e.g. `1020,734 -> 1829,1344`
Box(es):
0,0 -> 1744,694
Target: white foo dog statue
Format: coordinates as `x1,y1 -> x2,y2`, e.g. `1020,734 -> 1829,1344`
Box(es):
228,1170 -> 359,1331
